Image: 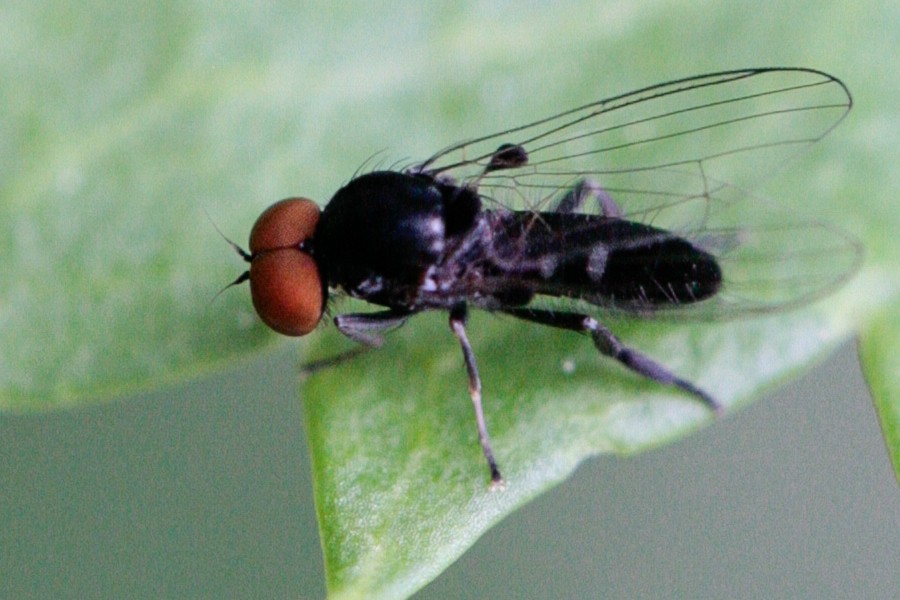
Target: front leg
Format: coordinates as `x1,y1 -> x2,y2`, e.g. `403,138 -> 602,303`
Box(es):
299,309 -> 413,377
501,307 -> 722,413
334,308 -> 414,347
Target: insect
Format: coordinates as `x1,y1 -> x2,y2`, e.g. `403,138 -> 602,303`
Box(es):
227,68 -> 859,487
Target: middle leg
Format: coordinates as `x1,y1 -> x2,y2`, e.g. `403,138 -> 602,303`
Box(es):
449,303 -> 505,488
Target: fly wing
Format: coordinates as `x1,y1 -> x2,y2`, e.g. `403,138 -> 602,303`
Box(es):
415,68 -> 860,318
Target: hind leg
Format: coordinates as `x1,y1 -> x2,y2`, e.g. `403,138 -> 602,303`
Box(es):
552,178 -> 623,217
501,307 -> 722,413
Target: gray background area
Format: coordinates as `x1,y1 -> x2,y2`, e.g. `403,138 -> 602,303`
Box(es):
2,341 -> 898,599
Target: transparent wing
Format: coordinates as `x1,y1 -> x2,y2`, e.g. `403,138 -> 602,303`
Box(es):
417,67 -> 860,318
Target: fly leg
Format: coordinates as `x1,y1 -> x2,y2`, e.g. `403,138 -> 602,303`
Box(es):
501,308 -> 723,414
449,303 -> 505,488
334,309 -> 413,347
300,309 -> 414,375
553,178 -> 623,217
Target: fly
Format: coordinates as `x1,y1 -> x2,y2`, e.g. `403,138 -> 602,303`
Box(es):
227,68 -> 860,487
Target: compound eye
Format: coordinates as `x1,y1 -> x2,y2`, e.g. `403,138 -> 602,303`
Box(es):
247,198 -> 323,336
249,197 -> 320,254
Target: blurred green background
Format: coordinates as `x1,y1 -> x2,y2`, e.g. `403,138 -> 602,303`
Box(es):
2,1 -> 898,598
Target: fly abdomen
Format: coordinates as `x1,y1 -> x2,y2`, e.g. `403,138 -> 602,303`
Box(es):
487,212 -> 722,309
592,231 -> 722,306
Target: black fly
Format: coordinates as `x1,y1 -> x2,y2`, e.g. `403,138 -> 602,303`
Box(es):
229,68 -> 860,487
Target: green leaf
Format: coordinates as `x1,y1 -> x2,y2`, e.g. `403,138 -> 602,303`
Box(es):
859,303 -> 900,484
307,310 -> 874,598
3,2 -> 898,599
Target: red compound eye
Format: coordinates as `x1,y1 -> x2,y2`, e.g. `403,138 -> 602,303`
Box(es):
247,198 -> 323,336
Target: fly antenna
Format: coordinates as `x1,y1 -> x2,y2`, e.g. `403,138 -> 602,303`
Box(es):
204,207 -> 254,309
204,207 -> 252,262
207,270 -> 250,308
